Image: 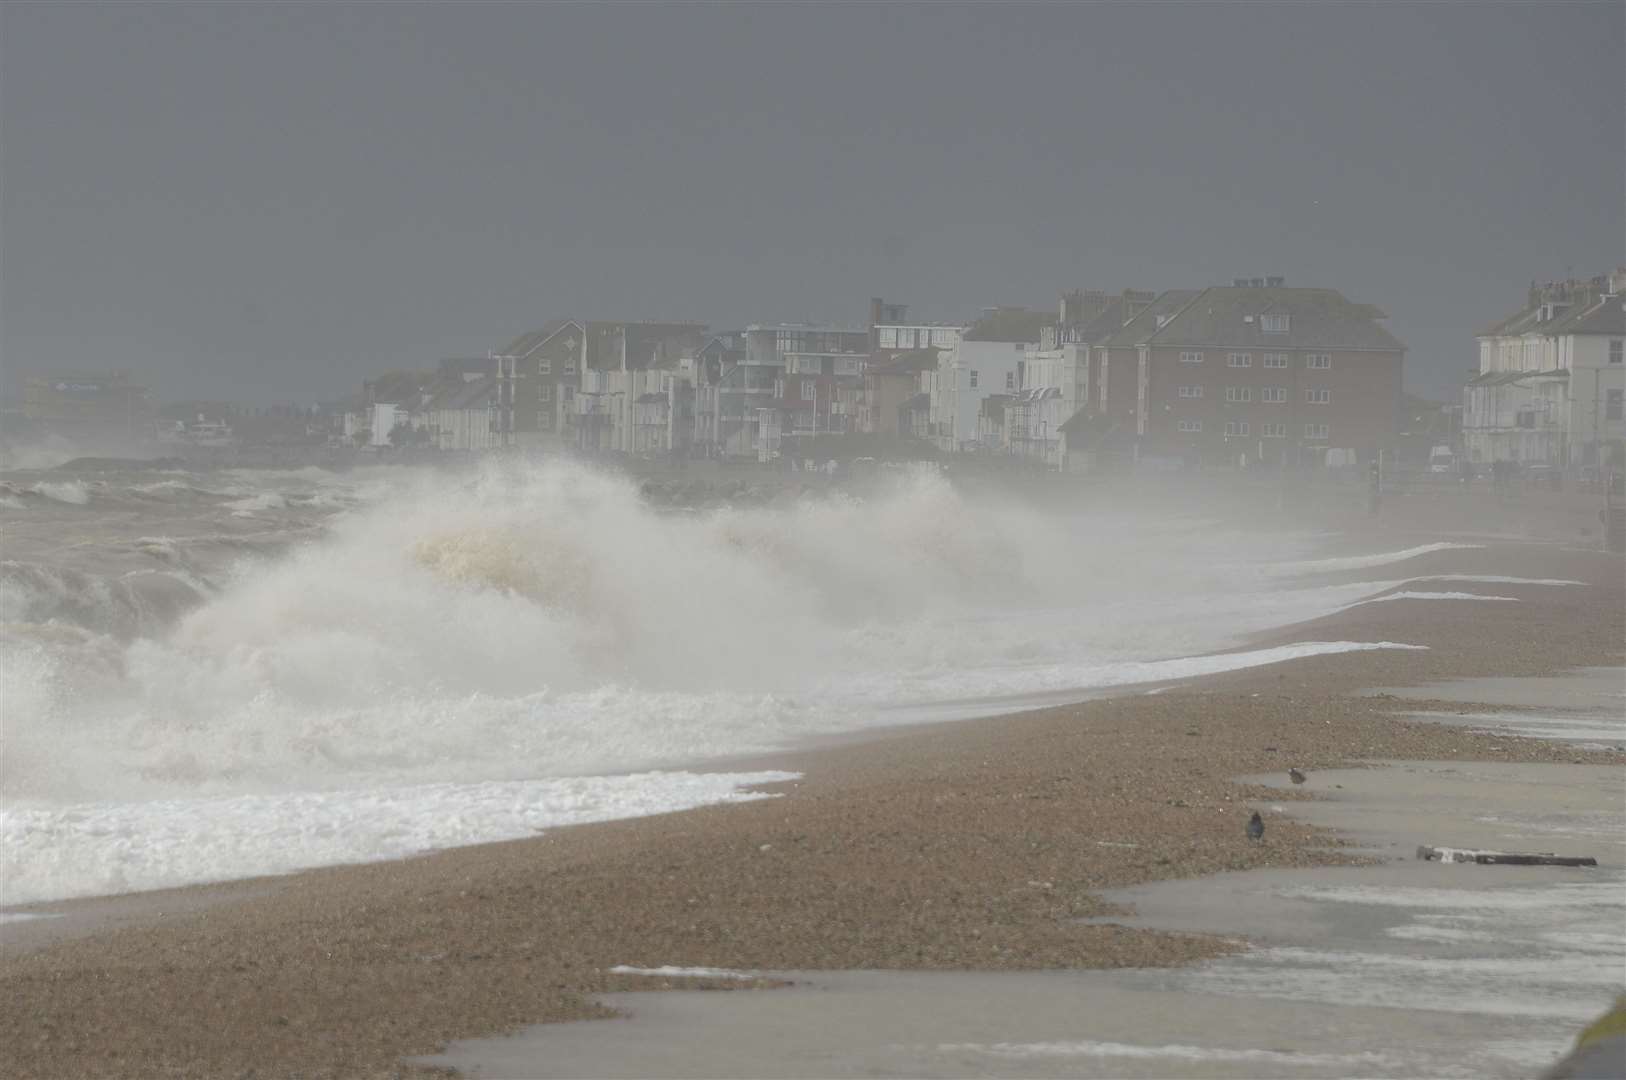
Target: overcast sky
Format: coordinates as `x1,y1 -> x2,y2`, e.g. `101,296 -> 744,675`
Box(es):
2,1 -> 1621,403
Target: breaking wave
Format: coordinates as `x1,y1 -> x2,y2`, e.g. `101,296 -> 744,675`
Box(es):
0,459 -> 1437,901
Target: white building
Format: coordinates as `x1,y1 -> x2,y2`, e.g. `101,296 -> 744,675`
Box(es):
1003,344 -> 1091,468
927,309 -> 1051,452
420,377 -> 499,452
1467,271 -> 1625,467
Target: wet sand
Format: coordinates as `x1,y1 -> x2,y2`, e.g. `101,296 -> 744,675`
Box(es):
423,758 -> 1621,1080
0,540 -> 1621,1079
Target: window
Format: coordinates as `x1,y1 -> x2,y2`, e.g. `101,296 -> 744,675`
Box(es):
562,386 -> 574,402
1225,387 -> 1252,403
564,361 -> 578,375
1263,353 -> 1289,368
1180,351 -> 1204,364
1262,387 -> 1287,403
969,370 -> 979,388
1227,352 -> 1253,367
1306,353 -> 1331,370
1177,385 -> 1203,399
1262,423 -> 1287,438
1304,423 -> 1329,439
538,384 -> 552,402
1609,389 -> 1624,420
537,358 -> 551,375
1305,388 -> 1330,404
801,382 -> 816,401
1262,314 -> 1290,334
1224,421 -> 1250,437
1005,371 -> 1016,390
1611,340 -> 1623,365
1177,419 -> 1202,432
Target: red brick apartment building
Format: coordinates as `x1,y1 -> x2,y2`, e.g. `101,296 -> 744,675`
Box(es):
1087,279 -> 1405,466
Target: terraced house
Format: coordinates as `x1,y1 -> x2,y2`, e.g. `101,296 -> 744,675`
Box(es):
1466,270 -> 1626,468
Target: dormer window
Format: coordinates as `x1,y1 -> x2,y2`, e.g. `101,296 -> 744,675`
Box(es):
1261,314 -> 1290,334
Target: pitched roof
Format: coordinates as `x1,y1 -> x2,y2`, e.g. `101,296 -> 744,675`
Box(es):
364,370 -> 438,405
869,348 -> 938,374
1070,300 -> 1133,345
1141,286 -> 1405,351
426,376 -> 497,411
1478,280 -> 1621,338
493,319 -> 580,359
1551,296 -> 1625,336
1101,290 -> 1202,348
963,308 -> 1052,343
1059,407 -> 1110,438
1466,369 -> 1568,387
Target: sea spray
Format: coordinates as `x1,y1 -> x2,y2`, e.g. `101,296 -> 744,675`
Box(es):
1,458 -> 1438,901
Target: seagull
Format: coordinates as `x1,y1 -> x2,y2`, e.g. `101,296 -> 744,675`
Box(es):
1247,812 -> 1265,842
1289,768 -> 1307,785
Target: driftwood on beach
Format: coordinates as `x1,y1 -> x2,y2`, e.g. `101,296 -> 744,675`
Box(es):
1416,845 -> 1598,867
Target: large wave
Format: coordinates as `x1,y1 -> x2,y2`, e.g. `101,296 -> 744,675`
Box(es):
2,459 -> 1418,897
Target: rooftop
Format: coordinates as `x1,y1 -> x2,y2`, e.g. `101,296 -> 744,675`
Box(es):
1139,286 -> 1405,351
962,308 -> 1053,343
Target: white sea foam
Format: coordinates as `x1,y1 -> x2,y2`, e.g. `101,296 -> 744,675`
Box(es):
1406,574 -> 1585,587
30,480 -> 92,505
1346,590 -> 1519,606
0,770 -> 795,905
937,1040 -> 1394,1067
225,492 -> 288,515
0,460 -> 1476,902
1280,542 -> 1483,573
608,965 -> 759,979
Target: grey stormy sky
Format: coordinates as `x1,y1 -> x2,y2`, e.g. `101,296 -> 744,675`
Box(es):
1,1 -> 1621,404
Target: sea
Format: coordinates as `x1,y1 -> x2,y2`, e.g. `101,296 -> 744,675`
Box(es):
0,452 -> 1490,907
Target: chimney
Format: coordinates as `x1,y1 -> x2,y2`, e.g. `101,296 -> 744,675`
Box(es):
1060,289 -> 1084,325
1123,289 -> 1155,321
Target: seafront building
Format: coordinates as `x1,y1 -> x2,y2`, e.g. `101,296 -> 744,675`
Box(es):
17,371 -> 152,441
1465,270 -> 1626,469
319,280 -> 1419,470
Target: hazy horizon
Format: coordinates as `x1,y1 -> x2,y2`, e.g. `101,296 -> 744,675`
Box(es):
2,1 -> 1622,405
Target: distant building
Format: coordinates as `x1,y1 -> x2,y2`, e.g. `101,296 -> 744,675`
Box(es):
491,321 -> 706,452
1466,270 -> 1626,467
859,348 -> 938,438
20,371 -> 151,437
420,374 -> 500,452
929,308 -> 1051,452
1002,289 -> 1157,469
716,323 -> 868,459
1083,279 -> 1405,468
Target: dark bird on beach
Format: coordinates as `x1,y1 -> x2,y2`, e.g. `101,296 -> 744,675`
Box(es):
1247,812 -> 1265,842
1289,768 -> 1307,785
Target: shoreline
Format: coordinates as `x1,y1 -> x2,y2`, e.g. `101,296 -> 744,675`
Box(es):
0,539 -> 1621,1078
418,758 -> 1625,1079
